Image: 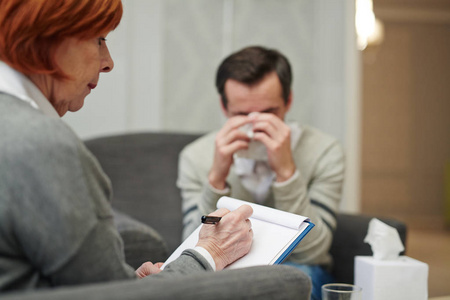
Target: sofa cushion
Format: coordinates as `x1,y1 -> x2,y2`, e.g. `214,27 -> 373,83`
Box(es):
113,210 -> 168,269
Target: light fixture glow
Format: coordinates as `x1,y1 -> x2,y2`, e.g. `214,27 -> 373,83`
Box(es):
355,0 -> 384,50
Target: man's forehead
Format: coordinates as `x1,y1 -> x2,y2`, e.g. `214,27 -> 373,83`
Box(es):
225,77 -> 283,101
228,106 -> 280,116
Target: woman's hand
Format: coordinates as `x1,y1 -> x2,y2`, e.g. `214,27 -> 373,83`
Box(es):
196,205 -> 253,270
135,261 -> 164,278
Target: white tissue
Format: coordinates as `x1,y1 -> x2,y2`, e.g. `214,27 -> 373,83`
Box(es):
235,116 -> 267,161
364,218 -> 405,260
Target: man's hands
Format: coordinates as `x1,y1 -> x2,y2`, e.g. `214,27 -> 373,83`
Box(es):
209,112 -> 296,188
208,115 -> 251,189
196,205 -> 253,270
251,113 -> 296,182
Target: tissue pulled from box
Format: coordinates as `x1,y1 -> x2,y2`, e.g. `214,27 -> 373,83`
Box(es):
364,218 -> 404,260
235,115 -> 268,161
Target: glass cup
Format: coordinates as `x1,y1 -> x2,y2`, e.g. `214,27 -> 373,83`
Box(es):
321,283 -> 362,300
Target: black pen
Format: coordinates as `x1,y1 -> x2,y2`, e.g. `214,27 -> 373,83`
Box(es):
201,215 -> 222,224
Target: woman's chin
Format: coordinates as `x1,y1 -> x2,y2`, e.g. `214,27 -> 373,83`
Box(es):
69,99 -> 86,113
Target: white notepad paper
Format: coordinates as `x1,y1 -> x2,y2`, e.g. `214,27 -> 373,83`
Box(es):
162,196 -> 314,270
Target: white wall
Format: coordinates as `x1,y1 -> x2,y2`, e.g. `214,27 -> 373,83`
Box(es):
63,0 -> 164,136
63,0 -> 360,212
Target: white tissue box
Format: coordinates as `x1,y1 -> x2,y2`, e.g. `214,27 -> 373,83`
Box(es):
354,256 -> 428,300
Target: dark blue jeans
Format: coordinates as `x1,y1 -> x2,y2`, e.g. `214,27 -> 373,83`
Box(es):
283,262 -> 335,300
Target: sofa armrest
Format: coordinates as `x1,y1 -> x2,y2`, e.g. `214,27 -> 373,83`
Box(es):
113,209 -> 168,269
330,213 -> 407,283
1,265 -> 311,300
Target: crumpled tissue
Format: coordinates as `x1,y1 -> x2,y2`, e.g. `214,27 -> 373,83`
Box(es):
363,218 -> 404,260
234,119 -> 267,161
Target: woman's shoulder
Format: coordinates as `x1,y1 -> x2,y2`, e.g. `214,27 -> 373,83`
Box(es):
0,93 -> 81,159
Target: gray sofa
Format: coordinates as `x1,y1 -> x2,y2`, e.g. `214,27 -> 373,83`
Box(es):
83,132 -> 407,283
1,131 -> 407,300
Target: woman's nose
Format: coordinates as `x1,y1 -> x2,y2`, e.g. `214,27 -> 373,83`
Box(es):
100,46 -> 114,73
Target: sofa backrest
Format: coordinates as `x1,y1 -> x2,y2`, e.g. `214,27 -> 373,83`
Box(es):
85,132 -> 201,254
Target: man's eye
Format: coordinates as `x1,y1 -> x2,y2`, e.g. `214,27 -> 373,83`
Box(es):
98,37 -> 107,46
262,109 -> 277,114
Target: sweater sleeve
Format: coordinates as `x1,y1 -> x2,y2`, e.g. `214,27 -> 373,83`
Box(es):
271,140 -> 345,265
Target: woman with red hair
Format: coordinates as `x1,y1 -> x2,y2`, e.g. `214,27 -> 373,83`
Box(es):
0,0 -> 123,115
0,0 -> 253,294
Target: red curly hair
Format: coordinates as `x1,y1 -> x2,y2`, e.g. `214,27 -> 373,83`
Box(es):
0,0 -> 123,79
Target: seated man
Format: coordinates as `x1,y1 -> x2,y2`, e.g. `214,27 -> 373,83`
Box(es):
178,46 -> 345,300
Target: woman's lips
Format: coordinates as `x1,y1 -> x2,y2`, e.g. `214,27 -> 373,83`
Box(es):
88,83 -> 97,90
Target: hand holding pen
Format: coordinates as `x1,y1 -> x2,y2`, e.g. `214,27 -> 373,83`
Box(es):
196,205 -> 253,270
